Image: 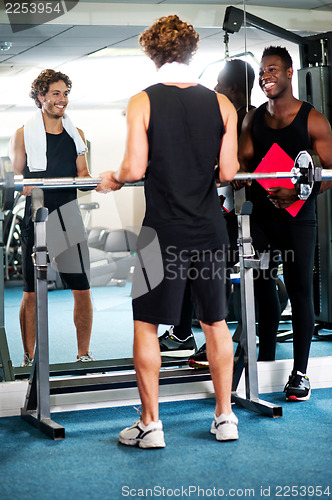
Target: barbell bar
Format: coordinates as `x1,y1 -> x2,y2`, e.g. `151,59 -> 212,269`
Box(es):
21,177 -> 150,190
0,156 -> 102,211
1,150 -> 331,212
0,175 -> 102,211
223,150 -> 331,200
12,175 -> 102,191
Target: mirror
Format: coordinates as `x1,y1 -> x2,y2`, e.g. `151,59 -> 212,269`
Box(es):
0,2 -> 331,378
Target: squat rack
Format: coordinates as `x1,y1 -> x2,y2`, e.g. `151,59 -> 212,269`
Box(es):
0,149 -> 327,438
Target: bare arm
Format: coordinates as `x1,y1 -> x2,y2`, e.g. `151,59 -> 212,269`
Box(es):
217,94 -> 239,183
97,92 -> 149,192
9,127 -> 34,196
308,108 -> 332,193
9,127 -> 26,175
238,110 -> 255,172
76,128 -> 92,179
231,109 -> 256,190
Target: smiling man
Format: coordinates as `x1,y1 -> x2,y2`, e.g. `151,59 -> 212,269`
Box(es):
10,69 -> 95,366
238,46 -> 332,401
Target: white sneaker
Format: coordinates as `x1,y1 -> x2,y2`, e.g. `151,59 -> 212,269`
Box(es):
76,351 -> 96,362
119,419 -> 166,449
21,353 -> 34,367
210,411 -> 238,441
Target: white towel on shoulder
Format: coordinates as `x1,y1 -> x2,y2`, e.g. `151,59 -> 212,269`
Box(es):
154,62 -> 199,84
23,109 -> 88,172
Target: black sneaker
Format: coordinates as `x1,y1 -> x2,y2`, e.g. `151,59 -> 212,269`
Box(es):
284,371 -> 311,401
188,343 -> 208,368
158,327 -> 197,357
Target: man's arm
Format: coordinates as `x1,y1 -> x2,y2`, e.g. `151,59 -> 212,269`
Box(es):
217,94 -> 239,182
9,127 -> 26,175
238,110 -> 255,172
76,128 -> 92,179
9,127 -> 35,196
231,109 -> 256,190
308,108 -> 332,193
97,92 -> 149,192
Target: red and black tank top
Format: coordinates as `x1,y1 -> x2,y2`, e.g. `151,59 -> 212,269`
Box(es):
249,101 -> 319,222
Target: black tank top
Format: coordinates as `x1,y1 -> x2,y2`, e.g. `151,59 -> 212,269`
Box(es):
143,83 -> 227,251
249,101 -> 319,222
22,129 -> 78,235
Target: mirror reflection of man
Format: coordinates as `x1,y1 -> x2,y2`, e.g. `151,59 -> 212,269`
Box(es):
237,46 -> 332,401
10,69 -> 95,367
215,59 -> 256,135
173,59 -> 256,366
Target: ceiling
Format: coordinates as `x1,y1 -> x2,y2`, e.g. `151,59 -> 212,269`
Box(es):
78,0 -> 331,6
0,1 -> 331,110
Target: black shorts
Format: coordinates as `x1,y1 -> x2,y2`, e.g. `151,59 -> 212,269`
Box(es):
132,248 -> 228,325
21,233 -> 90,293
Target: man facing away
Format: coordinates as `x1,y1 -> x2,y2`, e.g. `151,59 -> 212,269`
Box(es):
238,46 -> 332,401
10,69 -> 95,366
97,15 -> 239,448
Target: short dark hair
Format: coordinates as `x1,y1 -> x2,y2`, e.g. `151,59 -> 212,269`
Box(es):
261,46 -> 293,69
30,69 -> 72,109
219,59 -> 255,95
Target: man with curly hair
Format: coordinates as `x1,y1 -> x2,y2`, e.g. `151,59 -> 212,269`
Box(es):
98,15 -> 239,447
10,69 -> 95,366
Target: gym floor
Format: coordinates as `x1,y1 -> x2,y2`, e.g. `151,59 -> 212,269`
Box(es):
4,281 -> 332,367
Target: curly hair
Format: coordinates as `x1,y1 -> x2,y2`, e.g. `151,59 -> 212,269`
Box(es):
261,46 -> 293,69
29,69 -> 72,108
139,15 -> 199,69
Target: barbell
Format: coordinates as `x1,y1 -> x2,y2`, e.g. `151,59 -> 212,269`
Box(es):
0,157 -> 102,211
233,150 -> 327,200
0,150 -> 331,212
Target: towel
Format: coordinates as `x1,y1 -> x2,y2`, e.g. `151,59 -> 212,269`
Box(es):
23,109 -> 88,172
154,62 -> 199,84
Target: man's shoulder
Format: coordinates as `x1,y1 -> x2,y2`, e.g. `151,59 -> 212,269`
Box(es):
142,83 -> 163,95
13,126 -> 24,137
129,90 -> 150,106
307,103 -> 331,135
306,102 -> 326,120
10,126 -> 25,149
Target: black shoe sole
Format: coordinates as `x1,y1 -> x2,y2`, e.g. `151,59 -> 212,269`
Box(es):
286,389 -> 311,402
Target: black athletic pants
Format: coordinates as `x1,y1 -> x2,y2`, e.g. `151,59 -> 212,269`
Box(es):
231,214 -> 317,373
